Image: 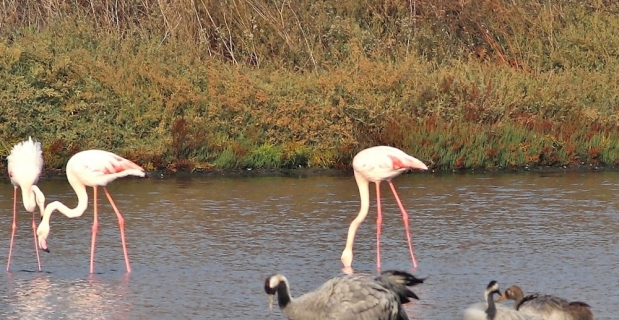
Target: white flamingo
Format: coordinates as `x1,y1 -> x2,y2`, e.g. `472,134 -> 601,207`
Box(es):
341,146 -> 428,270
6,137 -> 46,272
37,149 -> 145,273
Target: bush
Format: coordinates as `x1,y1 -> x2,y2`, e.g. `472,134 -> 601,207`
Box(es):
1,1 -> 619,172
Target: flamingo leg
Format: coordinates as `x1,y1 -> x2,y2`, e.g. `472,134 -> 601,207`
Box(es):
375,182 -> 383,271
90,186 -> 99,274
7,187 -> 18,271
31,210 -> 41,272
388,181 -> 418,269
103,187 -> 132,273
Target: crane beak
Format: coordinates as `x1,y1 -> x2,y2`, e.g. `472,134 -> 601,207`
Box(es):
42,248 -> 50,253
495,292 -> 507,302
409,291 -> 420,300
268,294 -> 274,311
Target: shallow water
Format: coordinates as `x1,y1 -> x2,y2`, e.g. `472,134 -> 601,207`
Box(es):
0,171 -> 617,319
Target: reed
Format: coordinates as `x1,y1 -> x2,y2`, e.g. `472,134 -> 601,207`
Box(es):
1,1 -> 618,173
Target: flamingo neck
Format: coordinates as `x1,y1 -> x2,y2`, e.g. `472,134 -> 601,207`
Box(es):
357,176 -> 371,217
41,183 -> 89,224
31,185 -> 46,216
20,185 -> 36,212
343,174 -> 371,251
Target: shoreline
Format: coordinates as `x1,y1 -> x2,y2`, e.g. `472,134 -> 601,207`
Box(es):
9,164 -> 616,181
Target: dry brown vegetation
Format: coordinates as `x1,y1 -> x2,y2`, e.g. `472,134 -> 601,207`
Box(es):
1,0 -> 619,173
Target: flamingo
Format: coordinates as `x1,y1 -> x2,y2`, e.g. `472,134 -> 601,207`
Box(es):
6,137 -> 46,272
341,146 -> 428,270
36,150 -> 145,273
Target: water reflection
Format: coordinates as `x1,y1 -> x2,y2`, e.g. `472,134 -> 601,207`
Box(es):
3,272 -> 131,319
0,171 -> 618,319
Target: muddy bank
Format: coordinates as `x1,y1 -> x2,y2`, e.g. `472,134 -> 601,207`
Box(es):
7,163 -> 614,183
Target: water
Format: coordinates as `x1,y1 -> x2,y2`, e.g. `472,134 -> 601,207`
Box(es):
0,171 -> 617,319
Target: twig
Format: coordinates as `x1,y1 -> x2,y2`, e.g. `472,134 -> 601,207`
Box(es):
222,12 -> 238,64
287,2 -> 316,70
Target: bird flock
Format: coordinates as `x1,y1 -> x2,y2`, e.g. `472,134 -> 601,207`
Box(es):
6,137 -> 144,274
463,281 -> 593,320
5,138 -> 594,320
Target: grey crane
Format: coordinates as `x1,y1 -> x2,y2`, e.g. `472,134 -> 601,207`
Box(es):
496,285 -> 593,320
463,281 -> 544,320
264,270 -> 424,320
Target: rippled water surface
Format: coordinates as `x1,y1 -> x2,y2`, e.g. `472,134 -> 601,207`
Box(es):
1,171 -> 617,319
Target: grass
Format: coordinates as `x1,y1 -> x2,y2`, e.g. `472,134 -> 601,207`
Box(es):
1,1 -> 619,173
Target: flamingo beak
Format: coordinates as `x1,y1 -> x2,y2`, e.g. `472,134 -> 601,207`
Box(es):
39,238 -> 50,253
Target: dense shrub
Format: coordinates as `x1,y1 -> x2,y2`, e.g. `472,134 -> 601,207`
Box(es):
1,1 -> 618,172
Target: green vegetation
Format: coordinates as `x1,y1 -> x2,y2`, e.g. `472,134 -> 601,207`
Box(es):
1,1 -> 619,173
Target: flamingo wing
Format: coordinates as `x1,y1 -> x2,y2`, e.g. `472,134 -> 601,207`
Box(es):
353,146 -> 426,182
68,150 -> 145,187
7,137 -> 43,187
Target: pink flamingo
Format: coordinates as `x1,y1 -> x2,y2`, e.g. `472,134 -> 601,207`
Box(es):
341,146 -> 428,270
36,150 -> 145,273
6,137 -> 46,272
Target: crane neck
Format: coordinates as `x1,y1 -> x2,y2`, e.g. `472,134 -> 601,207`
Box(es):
512,291 -> 526,310
485,291 -> 497,320
276,278 -> 292,309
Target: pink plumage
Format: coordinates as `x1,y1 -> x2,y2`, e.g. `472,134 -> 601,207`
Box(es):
37,149 -> 145,273
65,150 -> 145,187
341,146 -> 428,271
6,137 -> 46,271
352,146 -> 427,182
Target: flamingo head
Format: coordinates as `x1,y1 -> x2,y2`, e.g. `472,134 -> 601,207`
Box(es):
36,220 -> 51,253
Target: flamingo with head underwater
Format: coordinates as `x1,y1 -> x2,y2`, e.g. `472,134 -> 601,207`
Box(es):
36,149 -> 145,274
6,137 -> 46,272
341,146 -> 428,271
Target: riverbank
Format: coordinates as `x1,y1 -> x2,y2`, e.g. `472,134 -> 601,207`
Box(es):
141,164 -> 619,179
1,1 -> 619,173
2,163 -> 615,183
